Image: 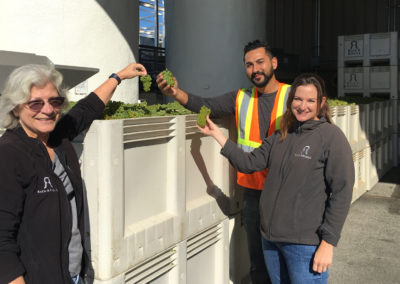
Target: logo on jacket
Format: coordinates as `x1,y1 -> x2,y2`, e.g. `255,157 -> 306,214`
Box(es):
37,177 -> 58,194
295,146 -> 312,160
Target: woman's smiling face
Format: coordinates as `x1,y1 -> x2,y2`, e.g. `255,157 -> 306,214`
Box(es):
291,84 -> 326,122
13,82 -> 62,141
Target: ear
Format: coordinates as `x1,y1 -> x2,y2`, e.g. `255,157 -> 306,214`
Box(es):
320,97 -> 327,108
271,57 -> 278,70
12,105 -> 21,118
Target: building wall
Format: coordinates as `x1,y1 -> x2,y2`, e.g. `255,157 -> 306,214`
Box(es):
165,0 -> 267,97
0,0 -> 140,103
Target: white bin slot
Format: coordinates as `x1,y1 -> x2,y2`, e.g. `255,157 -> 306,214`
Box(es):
125,247 -> 177,284
123,119 -> 176,143
185,114 -> 200,135
187,223 -> 222,258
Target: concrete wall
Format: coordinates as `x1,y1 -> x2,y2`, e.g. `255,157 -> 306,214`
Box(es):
0,0 -> 140,103
165,0 -> 267,97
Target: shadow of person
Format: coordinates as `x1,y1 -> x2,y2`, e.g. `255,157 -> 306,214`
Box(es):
189,134 -> 238,217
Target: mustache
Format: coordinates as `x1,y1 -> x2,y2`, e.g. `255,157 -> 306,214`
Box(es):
251,71 -> 266,79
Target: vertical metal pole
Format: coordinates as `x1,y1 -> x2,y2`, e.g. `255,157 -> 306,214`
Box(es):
156,0 -> 159,47
155,0 -> 159,79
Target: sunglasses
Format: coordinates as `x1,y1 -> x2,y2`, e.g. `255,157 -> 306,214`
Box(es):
26,97 -> 65,112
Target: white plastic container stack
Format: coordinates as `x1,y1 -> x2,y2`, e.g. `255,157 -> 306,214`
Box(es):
338,32 -> 399,99
79,116 -> 233,283
69,99 -> 399,283
338,32 -> 398,67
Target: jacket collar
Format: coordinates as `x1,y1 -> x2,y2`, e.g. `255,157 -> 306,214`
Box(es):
292,117 -> 327,134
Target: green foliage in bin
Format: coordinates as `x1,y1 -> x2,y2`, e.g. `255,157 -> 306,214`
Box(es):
68,100 -> 192,119
102,101 -> 193,119
66,95 -> 389,120
328,96 -> 388,106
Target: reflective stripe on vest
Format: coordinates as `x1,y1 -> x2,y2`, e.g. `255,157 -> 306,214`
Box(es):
235,83 -> 291,190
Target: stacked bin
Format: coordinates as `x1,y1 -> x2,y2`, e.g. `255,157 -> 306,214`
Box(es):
70,100 -> 398,283
330,102 -> 393,200
338,32 -> 398,99
338,31 -> 400,170
73,116 -> 234,283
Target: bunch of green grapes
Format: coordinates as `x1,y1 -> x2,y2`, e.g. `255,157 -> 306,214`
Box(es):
161,69 -> 175,87
140,74 -> 152,92
197,105 -> 211,127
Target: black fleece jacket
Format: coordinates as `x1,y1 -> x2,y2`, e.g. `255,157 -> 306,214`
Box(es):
0,93 -> 104,284
221,118 -> 354,246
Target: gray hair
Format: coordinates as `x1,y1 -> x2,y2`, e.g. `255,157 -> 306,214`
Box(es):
0,64 -> 68,129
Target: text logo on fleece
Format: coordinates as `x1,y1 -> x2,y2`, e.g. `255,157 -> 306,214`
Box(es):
295,146 -> 312,160
37,177 -> 58,194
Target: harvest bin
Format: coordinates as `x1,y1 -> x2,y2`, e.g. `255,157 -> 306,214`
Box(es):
68,101 -> 397,283
72,115 -> 236,283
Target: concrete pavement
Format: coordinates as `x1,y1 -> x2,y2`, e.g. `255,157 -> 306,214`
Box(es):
329,166 -> 400,284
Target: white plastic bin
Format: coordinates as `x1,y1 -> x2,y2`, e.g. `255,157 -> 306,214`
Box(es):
184,115 -> 233,239
338,34 -> 365,67
82,117 -> 185,281
330,106 -> 349,141
352,150 -> 367,202
89,218 -> 230,284
186,219 -> 230,284
338,66 -> 398,99
338,32 -> 398,67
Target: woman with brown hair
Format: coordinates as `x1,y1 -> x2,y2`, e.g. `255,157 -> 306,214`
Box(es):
198,73 -> 354,284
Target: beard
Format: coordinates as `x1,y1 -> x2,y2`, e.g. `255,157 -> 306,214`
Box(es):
250,67 -> 274,88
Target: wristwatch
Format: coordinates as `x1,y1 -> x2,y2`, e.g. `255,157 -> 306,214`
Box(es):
109,73 -> 121,85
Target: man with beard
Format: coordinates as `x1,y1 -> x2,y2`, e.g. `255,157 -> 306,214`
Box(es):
157,40 -> 290,284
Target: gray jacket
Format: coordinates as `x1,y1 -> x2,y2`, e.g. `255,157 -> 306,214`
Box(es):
221,118 -> 354,246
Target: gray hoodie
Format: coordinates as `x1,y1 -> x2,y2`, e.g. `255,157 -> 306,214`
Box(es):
221,118 -> 354,246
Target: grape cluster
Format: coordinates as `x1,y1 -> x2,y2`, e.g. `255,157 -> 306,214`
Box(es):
140,75 -> 152,92
161,69 -> 175,87
197,105 -> 211,127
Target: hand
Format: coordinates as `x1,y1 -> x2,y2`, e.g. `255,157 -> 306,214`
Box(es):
312,240 -> 333,273
9,276 -> 26,284
196,116 -> 227,147
116,63 -> 147,80
156,73 -> 179,98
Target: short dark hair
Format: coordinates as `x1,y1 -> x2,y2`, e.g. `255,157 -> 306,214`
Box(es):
243,40 -> 274,60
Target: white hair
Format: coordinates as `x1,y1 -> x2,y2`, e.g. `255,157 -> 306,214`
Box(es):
0,64 -> 68,129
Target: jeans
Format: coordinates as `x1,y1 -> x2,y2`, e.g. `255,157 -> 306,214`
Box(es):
242,188 -> 271,284
71,274 -> 84,284
261,238 -> 329,284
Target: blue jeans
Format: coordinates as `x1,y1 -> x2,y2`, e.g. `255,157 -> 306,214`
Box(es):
242,188 -> 271,284
71,274 -> 84,284
261,238 -> 329,284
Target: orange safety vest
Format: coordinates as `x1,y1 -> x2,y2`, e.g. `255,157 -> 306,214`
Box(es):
235,82 -> 291,190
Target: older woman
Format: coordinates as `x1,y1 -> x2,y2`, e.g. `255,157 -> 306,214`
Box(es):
198,73 -> 355,284
0,63 -> 146,284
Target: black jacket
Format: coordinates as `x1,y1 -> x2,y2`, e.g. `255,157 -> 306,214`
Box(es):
221,118 -> 355,246
0,93 -> 104,283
